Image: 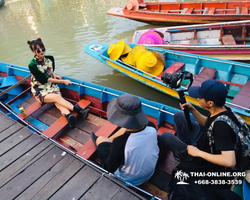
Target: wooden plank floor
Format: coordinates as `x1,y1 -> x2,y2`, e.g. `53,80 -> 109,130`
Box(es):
0,113 -> 145,200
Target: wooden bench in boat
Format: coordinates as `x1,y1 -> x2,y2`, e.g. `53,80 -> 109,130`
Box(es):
222,35 -> 236,45
191,67 -> 217,87
17,101 -> 42,120
181,8 -> 194,14
208,7 -> 215,14
157,62 -> 185,81
242,7 -> 249,14
231,81 -> 250,108
236,7 -> 242,15
77,121 -> 119,159
203,7 -> 215,14
42,99 -> 91,138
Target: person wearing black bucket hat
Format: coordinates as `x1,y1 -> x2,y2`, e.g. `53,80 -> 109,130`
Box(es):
91,94 -> 159,186
158,79 -> 242,199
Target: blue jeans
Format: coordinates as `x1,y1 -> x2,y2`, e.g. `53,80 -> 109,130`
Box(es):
158,111 -> 203,161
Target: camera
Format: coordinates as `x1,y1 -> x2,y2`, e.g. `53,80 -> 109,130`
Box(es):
161,70 -> 184,89
161,70 -> 193,89
161,70 -> 194,130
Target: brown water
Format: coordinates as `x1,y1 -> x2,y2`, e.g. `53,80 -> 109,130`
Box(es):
0,0 -> 196,108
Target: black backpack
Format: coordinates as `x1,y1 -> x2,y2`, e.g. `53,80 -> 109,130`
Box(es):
207,111 -> 250,171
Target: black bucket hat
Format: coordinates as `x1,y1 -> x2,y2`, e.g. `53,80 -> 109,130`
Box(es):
107,94 -> 148,129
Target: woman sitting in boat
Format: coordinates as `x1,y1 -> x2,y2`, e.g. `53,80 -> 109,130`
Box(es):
90,94 -> 159,186
27,38 -> 90,129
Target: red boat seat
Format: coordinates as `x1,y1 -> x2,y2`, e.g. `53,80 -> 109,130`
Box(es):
157,62 -> 185,80
191,67 -> 217,87
181,8 -> 188,14
242,7 -> 249,14
18,101 -> 42,120
208,7 -> 215,14
77,121 -> 119,159
183,8 -> 194,14
43,99 -> 91,138
231,81 -> 250,108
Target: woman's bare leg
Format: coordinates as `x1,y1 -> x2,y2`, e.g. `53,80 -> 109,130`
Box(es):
44,93 -> 74,111
54,102 -> 70,115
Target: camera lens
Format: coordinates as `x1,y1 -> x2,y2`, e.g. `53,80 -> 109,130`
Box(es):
161,73 -> 172,84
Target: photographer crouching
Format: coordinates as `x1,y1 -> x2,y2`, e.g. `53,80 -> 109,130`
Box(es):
158,73 -> 242,200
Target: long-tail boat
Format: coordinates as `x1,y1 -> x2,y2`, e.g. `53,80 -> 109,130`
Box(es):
107,0 -> 250,25
133,20 -> 250,61
0,61 -> 186,200
84,42 -> 250,125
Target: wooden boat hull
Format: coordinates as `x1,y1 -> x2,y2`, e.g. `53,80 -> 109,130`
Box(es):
132,20 -> 250,60
108,1 -> 250,25
0,62 -> 182,199
84,42 -> 250,125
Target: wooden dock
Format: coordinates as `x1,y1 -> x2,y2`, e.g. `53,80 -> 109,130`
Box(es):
0,112 -> 145,200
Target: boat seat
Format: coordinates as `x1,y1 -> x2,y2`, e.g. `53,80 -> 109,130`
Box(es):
231,81 -> 250,108
203,7 -> 209,14
236,7 -> 241,15
191,67 -> 217,87
242,7 -> 248,14
222,35 -> 236,45
181,8 -> 193,14
42,99 -> 91,138
157,62 -> 185,80
186,8 -> 194,14
18,101 -> 42,120
77,121 -> 119,159
203,7 -> 215,14
208,7 -> 215,14
181,8 -> 189,14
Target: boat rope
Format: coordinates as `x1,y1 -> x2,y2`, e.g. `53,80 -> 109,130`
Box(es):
0,101 -> 161,200
6,66 -> 250,113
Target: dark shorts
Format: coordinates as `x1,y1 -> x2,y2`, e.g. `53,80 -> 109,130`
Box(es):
97,142 -> 112,166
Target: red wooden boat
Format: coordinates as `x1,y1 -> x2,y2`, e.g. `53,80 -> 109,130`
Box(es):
0,62 -> 182,200
107,0 -> 250,25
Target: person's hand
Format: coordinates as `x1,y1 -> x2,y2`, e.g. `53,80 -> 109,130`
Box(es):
179,102 -> 195,112
55,75 -> 62,79
63,79 -> 72,85
187,145 -> 201,157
